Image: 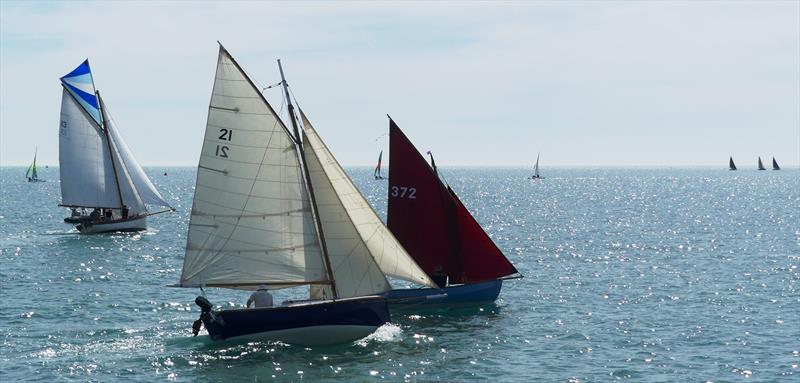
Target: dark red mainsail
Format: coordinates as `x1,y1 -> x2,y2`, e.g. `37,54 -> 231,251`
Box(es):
387,120 -> 452,286
386,119 -> 519,286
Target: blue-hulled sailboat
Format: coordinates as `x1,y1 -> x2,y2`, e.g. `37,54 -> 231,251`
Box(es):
182,45 -> 438,345
384,117 -> 522,307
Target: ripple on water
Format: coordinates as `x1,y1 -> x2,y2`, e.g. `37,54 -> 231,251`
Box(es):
1,167 -> 798,381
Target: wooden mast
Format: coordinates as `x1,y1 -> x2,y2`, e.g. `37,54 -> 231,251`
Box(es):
97,91 -> 125,209
277,59 -> 339,300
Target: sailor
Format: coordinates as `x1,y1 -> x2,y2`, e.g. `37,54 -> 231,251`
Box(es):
90,208 -> 101,223
104,209 -> 113,221
246,285 -> 274,308
431,265 -> 448,288
121,205 -> 129,219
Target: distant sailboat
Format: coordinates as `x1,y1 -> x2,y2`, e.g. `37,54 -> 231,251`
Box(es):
729,156 -> 737,171
385,117 -> 521,306
58,60 -> 173,234
531,152 -> 542,179
182,45 -> 437,345
772,157 -> 781,170
758,157 -> 766,171
374,150 -> 385,179
25,148 -> 44,182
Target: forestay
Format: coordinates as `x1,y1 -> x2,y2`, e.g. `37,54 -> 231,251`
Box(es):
180,47 -> 327,290
97,99 -> 146,214
301,112 -> 437,298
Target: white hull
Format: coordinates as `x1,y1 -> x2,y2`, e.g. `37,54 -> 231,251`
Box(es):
76,216 -> 147,234
224,325 -> 379,345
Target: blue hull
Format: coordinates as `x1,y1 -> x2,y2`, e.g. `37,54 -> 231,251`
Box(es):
385,279 -> 503,308
201,296 -> 390,345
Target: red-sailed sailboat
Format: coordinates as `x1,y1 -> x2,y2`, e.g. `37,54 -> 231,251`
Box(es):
383,117 -> 521,306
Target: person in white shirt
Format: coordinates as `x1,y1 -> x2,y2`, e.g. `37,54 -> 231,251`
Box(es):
247,285 -> 274,308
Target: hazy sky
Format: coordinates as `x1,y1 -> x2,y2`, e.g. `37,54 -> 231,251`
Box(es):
1,1 -> 798,167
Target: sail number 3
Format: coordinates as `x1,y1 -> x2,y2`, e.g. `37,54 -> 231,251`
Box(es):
215,128 -> 233,158
391,186 -> 416,199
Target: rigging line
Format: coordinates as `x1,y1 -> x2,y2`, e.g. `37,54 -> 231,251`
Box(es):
261,81 -> 283,91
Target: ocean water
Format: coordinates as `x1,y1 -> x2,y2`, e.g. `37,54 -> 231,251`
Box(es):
0,166 -> 797,382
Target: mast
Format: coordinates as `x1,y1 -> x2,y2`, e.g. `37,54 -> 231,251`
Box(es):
97,91 -> 124,208
427,150 -> 464,285
277,59 -> 338,299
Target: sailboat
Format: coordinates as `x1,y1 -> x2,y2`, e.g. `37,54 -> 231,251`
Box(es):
729,156 -> 737,171
25,148 -> 44,182
58,60 -> 173,234
772,157 -> 781,170
182,45 -> 437,345
374,150 -> 385,179
385,117 -> 521,306
531,152 -> 542,179
758,157 -> 766,170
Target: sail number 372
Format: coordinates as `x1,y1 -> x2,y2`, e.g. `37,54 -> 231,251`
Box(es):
215,128 -> 233,158
391,186 -> 416,199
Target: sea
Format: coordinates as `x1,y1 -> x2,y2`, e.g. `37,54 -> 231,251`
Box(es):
0,166 -> 797,382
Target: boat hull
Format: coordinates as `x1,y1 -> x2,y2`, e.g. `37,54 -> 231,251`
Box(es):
385,279 -> 502,308
201,296 -> 390,345
75,216 -> 147,234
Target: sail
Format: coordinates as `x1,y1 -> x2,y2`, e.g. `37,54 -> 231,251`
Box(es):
60,60 -> 101,126
533,153 -> 540,177
729,156 -> 737,170
387,119 -> 519,285
102,100 -> 172,208
301,111 -> 436,298
26,149 -> 38,179
100,97 -> 146,214
179,46 -> 327,289
374,151 -> 383,179
772,157 -> 780,170
387,120 -> 455,284
758,157 -> 766,170
58,87 -> 121,208
447,187 -> 519,284
31,150 -> 38,179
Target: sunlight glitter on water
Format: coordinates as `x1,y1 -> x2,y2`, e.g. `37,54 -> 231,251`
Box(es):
1,167 -> 798,381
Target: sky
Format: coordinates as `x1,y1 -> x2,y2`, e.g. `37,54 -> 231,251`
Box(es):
1,1 -> 798,167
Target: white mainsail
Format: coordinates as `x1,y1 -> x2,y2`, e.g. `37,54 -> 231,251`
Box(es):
180,47 -> 328,289
102,100 -> 171,209
533,152 -> 540,178
301,111 -> 437,294
59,88 -> 122,208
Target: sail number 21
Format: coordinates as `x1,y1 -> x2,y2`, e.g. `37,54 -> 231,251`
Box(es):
215,128 -> 233,158
391,186 -> 416,199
